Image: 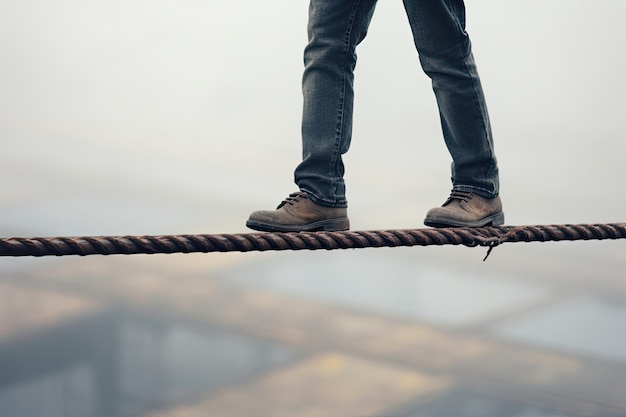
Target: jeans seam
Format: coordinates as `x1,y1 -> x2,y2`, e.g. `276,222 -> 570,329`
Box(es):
329,0 -> 361,200
461,58 -> 494,187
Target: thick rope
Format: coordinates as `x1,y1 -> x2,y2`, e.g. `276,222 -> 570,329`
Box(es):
0,224 -> 624,258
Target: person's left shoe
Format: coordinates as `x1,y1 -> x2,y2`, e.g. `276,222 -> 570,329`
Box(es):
246,191 -> 349,232
424,190 -> 504,228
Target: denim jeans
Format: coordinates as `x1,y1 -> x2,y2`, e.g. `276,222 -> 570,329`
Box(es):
294,0 -> 500,208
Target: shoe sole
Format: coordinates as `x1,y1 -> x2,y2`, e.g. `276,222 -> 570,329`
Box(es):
246,217 -> 350,233
424,212 -> 505,228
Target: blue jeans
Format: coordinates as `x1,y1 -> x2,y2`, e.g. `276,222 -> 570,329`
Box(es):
294,0 -> 500,208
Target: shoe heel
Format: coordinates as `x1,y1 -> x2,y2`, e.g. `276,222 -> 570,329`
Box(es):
322,217 -> 350,231
490,212 -> 505,226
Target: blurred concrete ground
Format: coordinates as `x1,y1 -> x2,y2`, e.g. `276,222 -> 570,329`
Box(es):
1,1 -> 625,416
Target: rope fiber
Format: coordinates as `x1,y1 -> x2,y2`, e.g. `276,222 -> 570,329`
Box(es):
0,223 -> 624,259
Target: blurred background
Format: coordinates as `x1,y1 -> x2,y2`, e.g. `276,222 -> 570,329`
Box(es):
1,1 -> 625,416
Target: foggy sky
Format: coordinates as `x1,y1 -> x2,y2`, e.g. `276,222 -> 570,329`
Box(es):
1,1 -> 625,235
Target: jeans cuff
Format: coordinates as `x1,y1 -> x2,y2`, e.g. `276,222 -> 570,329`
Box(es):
301,189 -> 348,208
452,185 -> 498,199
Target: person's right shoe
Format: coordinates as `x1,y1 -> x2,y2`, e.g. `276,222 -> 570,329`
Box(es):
246,191 -> 350,232
424,190 -> 504,228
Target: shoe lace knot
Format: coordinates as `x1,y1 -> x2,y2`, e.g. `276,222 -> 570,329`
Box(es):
447,190 -> 474,204
277,192 -> 308,209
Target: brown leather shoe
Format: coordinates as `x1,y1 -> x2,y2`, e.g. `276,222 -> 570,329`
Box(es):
424,190 -> 504,228
246,192 -> 350,232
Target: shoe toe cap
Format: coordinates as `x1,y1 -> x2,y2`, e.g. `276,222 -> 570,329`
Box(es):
248,210 -> 278,223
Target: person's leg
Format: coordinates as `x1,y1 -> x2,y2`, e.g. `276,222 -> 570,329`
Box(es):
247,0 -> 377,232
403,0 -> 499,198
294,0 -> 379,208
402,0 -> 503,227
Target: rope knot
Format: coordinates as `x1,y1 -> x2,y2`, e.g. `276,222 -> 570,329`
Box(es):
481,237 -> 503,261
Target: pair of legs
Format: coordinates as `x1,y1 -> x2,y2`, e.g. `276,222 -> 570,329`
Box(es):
295,0 -> 499,208
246,0 -> 503,232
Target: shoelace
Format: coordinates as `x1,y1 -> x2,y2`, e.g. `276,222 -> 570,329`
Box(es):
447,190 -> 474,203
276,192 -> 307,209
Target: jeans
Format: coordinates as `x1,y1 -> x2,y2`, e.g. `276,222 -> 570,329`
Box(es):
294,0 -> 500,208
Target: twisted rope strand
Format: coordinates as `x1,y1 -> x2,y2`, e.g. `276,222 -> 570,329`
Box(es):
0,223 -> 624,257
